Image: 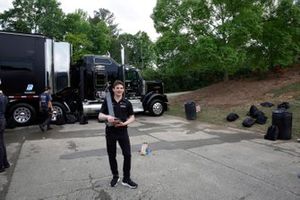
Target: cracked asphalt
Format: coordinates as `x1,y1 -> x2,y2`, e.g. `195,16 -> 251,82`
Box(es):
0,114 -> 299,200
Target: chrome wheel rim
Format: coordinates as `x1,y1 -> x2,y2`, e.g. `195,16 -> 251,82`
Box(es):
152,102 -> 163,115
53,105 -> 63,116
13,107 -> 31,124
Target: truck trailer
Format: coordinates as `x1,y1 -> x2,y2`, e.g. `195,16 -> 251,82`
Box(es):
0,31 -> 168,127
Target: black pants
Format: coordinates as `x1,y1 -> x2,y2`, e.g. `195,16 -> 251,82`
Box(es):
105,128 -> 131,180
0,118 -> 9,169
40,109 -> 52,128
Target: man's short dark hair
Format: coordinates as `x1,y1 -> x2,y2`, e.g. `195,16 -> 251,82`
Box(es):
113,80 -> 124,88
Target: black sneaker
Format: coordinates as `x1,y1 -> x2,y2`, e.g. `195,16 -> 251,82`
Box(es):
122,179 -> 138,189
110,176 -> 120,187
47,127 -> 53,130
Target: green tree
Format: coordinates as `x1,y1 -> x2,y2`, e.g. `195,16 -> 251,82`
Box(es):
65,33 -> 93,62
116,32 -> 156,69
34,0 -> 65,39
116,33 -> 137,65
133,31 -> 156,69
63,9 -> 90,35
153,0 -> 300,85
153,0 -> 265,81
63,10 -> 93,61
0,0 -> 65,39
0,0 -> 35,33
249,0 -> 300,69
63,9 -> 113,61
88,20 -> 112,55
90,8 -> 120,36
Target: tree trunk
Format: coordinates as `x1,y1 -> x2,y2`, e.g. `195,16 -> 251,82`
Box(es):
224,70 -> 229,81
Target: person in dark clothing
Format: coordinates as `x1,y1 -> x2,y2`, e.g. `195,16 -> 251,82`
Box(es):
98,80 -> 138,189
0,90 -> 10,173
39,87 -> 53,132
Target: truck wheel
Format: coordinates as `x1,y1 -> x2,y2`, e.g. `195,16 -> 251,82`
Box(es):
149,100 -> 164,116
9,103 -> 36,126
52,102 -> 66,125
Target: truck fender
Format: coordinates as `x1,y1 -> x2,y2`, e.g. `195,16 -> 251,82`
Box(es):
142,92 -> 168,111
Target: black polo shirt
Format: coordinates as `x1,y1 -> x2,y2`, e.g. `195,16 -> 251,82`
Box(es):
100,97 -> 134,132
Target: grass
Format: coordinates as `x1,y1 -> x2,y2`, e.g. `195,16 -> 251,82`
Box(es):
167,82 -> 300,140
271,82 -> 300,97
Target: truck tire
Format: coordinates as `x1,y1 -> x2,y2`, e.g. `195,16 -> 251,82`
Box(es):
52,102 -> 67,125
9,103 -> 36,126
149,99 -> 164,116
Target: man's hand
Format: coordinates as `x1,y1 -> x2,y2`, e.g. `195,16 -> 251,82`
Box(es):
112,118 -> 124,127
106,115 -> 116,123
115,115 -> 135,127
114,120 -> 125,127
106,116 -> 122,126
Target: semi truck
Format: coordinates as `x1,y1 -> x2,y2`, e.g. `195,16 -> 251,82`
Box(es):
0,31 -> 168,127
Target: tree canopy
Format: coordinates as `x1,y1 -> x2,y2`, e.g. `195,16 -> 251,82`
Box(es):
1,0 -> 299,92
152,0 -> 300,87
0,0 -> 156,69
0,0 -> 65,39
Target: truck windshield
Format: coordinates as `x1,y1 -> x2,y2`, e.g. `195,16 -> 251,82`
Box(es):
126,69 -> 137,81
125,68 -> 142,81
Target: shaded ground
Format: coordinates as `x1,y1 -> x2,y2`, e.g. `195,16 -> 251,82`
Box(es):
167,66 -> 300,138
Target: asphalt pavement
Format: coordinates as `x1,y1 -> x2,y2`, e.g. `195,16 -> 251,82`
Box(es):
0,114 -> 299,200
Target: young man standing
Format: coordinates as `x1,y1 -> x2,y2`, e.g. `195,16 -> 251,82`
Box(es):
98,80 -> 138,189
0,90 -> 10,172
39,86 -> 53,132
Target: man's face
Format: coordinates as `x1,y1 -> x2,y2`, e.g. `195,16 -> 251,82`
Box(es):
113,84 -> 124,96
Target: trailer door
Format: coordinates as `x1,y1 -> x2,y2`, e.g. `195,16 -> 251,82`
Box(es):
53,42 -> 71,93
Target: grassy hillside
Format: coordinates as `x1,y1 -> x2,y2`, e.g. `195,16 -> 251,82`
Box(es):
166,67 -> 300,139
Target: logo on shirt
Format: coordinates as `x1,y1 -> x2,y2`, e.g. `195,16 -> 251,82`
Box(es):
120,102 -> 127,108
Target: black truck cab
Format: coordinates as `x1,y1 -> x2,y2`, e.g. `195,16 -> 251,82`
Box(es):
72,55 -> 168,116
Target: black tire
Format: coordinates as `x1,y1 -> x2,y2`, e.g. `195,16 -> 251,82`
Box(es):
8,103 -> 36,126
52,102 -> 67,125
149,99 -> 164,116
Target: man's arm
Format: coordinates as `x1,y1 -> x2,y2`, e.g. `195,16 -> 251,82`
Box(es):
98,112 -> 115,123
124,114 -> 135,126
48,101 -> 53,111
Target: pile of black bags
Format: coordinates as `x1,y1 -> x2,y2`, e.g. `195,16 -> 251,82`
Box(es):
226,101 -> 292,140
226,101 -> 290,128
226,104 -> 268,127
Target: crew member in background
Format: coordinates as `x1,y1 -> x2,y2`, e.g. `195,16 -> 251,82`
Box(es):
98,80 -> 138,189
0,90 -> 10,172
39,86 -> 53,132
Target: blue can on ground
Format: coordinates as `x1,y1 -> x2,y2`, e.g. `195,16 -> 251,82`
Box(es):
272,109 -> 292,140
185,101 -> 197,120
